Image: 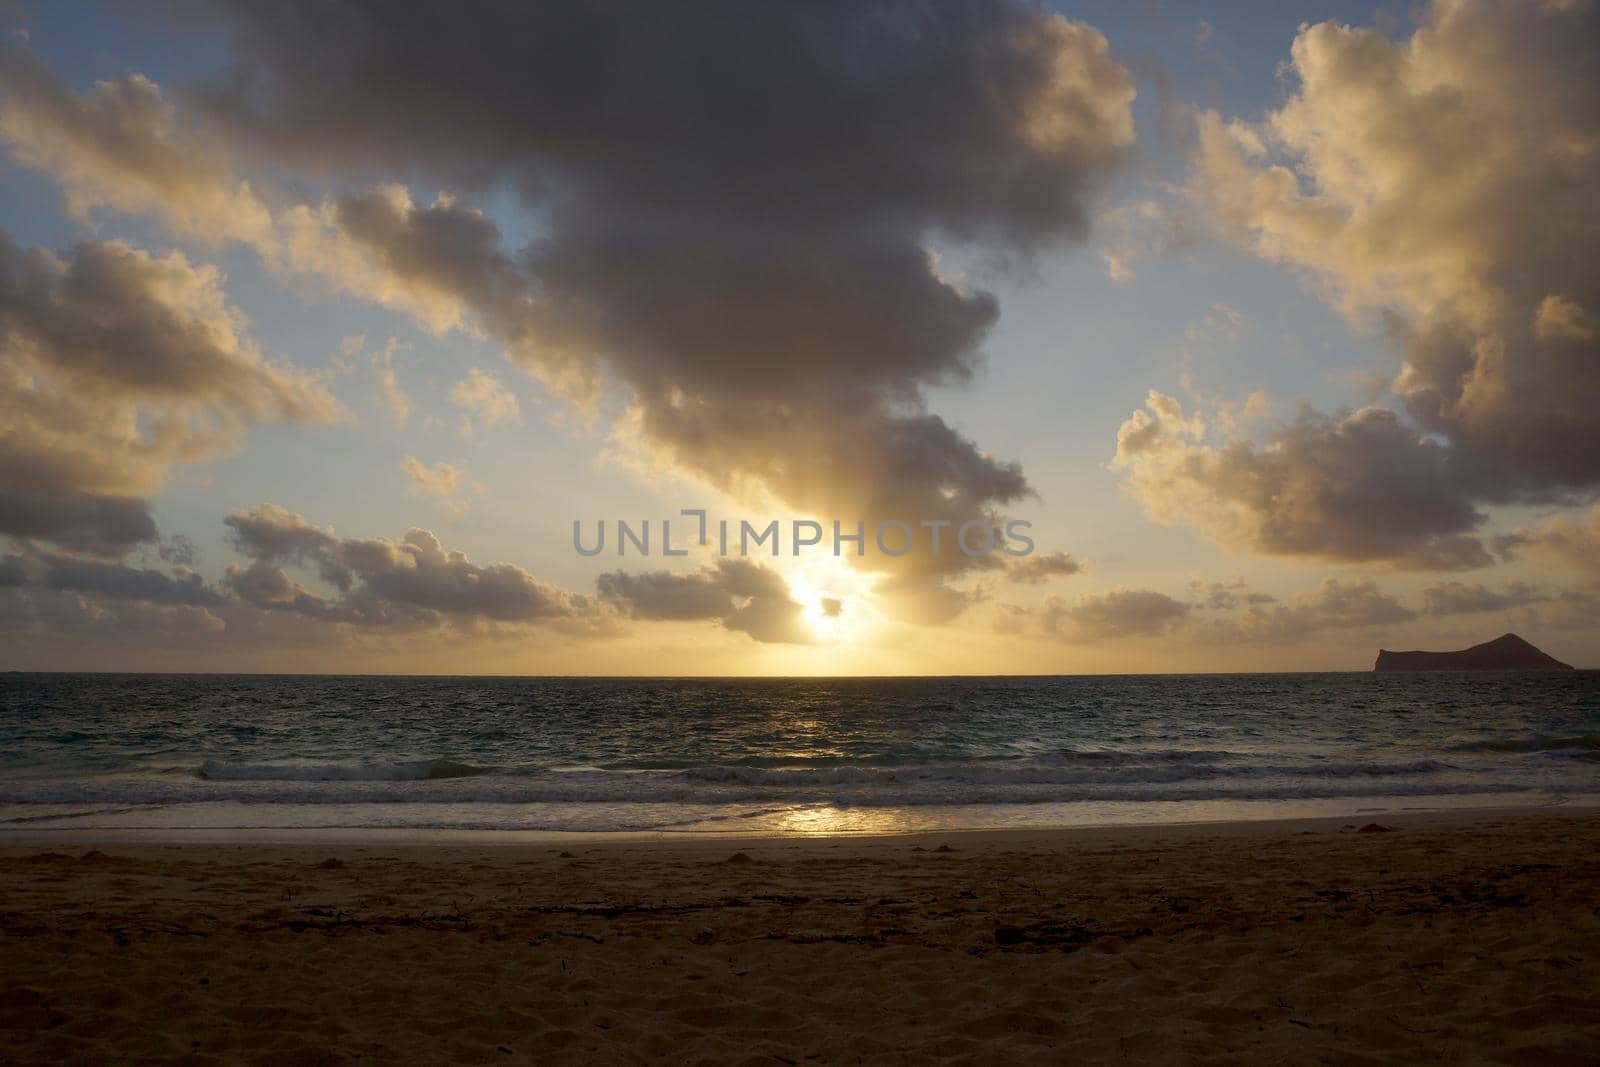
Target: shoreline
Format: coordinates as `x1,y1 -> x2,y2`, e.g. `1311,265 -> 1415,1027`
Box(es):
2,798 -> 1595,849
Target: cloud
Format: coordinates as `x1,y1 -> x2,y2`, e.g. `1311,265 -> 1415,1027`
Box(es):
0,492 -> 155,558
402,457 -> 472,497
327,184 -> 554,347
223,502 -> 333,562
1545,591 -> 1600,631
0,47 -> 491,332
42,554 -> 222,607
1112,392 -> 1491,570
450,368 -> 519,431
366,337 -> 411,427
223,504 -> 592,629
0,546 -> 231,642
1020,574 -> 1418,645
1,6 -> 1138,617
871,569 -> 989,627
402,456 -> 480,518
1045,587 -> 1190,640
597,558 -> 811,645
1196,577 -> 1416,645
0,584 -> 226,645
0,231 -> 339,554
157,534 -> 197,567
221,559 -> 351,623
597,567 -> 736,622
1187,575 -> 1263,610
1175,0 -> 1600,558
1096,196 -> 1194,283
1184,303 -> 1246,347
1006,550 -> 1084,584
1418,581 -> 1546,617
0,43 -> 271,240
1496,505 -> 1600,584
344,529 -> 583,622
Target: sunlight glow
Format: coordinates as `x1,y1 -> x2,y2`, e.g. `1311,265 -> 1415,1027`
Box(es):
781,554 -> 884,645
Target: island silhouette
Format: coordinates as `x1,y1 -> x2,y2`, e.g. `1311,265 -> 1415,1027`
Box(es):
1374,633 -> 1574,672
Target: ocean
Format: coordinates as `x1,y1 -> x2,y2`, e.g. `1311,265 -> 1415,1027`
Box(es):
2,672 -> 1597,836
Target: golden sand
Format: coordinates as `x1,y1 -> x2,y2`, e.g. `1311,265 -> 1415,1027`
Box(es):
3,810 -> 1599,1064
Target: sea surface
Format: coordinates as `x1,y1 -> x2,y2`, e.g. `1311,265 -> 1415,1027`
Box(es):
2,672 -> 1598,836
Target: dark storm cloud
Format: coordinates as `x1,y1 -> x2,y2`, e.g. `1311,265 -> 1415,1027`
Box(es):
197,1 -> 1133,241
598,558 -> 812,645
178,0 -> 1135,612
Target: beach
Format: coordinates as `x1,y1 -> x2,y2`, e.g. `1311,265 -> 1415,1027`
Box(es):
4,808 -> 1598,1064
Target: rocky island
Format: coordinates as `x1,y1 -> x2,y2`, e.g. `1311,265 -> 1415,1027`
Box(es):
1374,633 -> 1574,672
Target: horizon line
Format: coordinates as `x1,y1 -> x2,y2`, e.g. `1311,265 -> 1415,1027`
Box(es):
4,667 -> 1592,680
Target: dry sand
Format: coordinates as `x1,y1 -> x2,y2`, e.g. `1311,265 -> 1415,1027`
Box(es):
3,809 -> 1599,1065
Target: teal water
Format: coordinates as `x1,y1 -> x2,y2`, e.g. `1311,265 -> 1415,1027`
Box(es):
2,672 -> 1597,835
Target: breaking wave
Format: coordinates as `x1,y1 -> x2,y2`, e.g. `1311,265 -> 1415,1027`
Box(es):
0,752 -> 1574,811
199,759 -> 491,781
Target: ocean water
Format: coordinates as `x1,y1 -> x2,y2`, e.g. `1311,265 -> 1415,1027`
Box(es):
2,672 -> 1597,836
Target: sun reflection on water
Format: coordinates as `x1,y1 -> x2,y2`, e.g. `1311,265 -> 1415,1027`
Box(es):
773,805 -> 933,836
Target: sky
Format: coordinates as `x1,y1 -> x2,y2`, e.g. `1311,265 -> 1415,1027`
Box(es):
0,0 -> 1595,675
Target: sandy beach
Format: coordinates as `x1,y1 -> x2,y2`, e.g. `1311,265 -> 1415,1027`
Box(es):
1,809 -> 1597,1064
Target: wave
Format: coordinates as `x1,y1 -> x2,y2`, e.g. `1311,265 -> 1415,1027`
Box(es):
596,748 -> 1264,771
0,777 -> 1547,812
1,755 -> 1584,810
198,759 -> 490,782
676,758 -> 1454,786
1446,735 -> 1600,756
194,754 -> 1459,790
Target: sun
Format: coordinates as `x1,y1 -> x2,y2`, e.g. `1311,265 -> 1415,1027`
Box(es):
782,555 -> 883,644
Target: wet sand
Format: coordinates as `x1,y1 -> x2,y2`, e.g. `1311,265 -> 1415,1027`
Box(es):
3,808 -> 1599,1064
